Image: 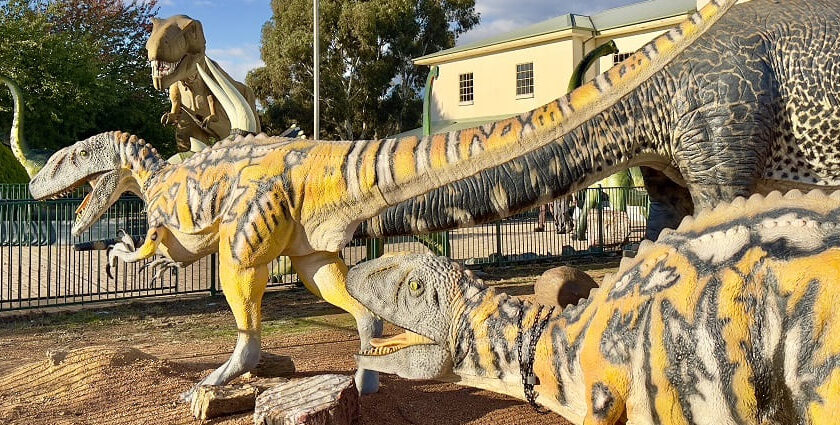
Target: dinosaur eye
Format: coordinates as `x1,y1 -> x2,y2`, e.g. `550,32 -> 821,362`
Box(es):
408,279 -> 423,294
79,150 -> 89,157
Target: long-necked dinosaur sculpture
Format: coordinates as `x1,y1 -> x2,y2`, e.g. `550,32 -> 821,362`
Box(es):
346,190 -> 840,425
29,0 -> 839,402
357,0 -> 840,242
1,74 -> 52,178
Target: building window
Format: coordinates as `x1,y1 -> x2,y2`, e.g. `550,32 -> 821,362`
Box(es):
459,73 -> 474,104
613,52 -> 633,64
516,62 -> 534,98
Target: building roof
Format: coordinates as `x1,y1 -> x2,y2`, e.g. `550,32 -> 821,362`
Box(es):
414,0 -> 695,63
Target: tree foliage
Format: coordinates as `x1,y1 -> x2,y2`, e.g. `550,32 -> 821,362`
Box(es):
0,0 -> 174,154
248,0 -> 479,140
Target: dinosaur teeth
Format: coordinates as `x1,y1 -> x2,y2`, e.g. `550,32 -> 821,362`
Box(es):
359,345 -> 402,357
150,57 -> 183,78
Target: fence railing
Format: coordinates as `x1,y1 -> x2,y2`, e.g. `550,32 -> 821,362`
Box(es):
0,184 -> 647,311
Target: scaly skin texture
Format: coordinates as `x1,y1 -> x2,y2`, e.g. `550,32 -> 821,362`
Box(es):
30,0 -> 770,401
146,15 -> 260,151
346,190 -> 840,425
358,0 -> 840,241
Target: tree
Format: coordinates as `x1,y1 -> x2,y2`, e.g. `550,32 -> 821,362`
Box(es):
248,0 -> 479,140
0,0 -> 175,155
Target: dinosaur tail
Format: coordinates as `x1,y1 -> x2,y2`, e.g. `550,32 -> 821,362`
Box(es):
347,0 -> 738,238
198,56 -> 259,134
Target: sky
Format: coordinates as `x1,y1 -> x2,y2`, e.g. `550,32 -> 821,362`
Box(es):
153,0 -> 640,82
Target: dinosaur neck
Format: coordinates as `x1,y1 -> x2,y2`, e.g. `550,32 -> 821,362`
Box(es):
351,0 -> 737,238
359,79 -> 672,237
111,132 -> 165,196
1,75 -> 43,178
568,41 -> 618,92
449,288 -> 589,422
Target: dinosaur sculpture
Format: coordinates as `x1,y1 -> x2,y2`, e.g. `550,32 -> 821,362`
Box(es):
346,190 -> 840,425
29,0 -> 837,403
358,0 -> 840,242
146,15 -> 259,151
1,74 -> 52,178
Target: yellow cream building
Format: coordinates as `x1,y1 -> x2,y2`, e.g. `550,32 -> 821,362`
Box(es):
408,0 -> 750,136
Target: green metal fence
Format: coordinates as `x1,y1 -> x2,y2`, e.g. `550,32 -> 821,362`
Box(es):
0,184 -> 647,311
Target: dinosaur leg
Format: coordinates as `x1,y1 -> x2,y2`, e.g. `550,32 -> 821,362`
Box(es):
640,167 -> 693,240
181,260 -> 268,402
291,252 -> 382,394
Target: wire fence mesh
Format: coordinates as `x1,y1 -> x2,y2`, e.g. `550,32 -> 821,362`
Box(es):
0,184 -> 648,311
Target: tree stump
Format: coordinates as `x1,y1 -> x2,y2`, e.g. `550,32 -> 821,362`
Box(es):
254,374 -> 360,425
251,353 -> 296,378
190,384 -> 259,420
534,266 -> 598,308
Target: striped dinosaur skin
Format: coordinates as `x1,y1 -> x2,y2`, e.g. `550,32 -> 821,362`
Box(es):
29,0 -> 754,401
359,0 -> 840,241
347,190 -> 840,425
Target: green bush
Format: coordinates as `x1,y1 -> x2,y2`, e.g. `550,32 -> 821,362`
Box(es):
0,144 -> 29,184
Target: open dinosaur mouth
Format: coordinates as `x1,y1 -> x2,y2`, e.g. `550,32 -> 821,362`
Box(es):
34,170 -> 107,202
151,57 -> 184,79
359,330 -> 435,357
75,172 -> 107,216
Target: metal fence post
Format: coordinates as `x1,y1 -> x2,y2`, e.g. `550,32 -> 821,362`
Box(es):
209,253 -> 218,296
597,187 -> 605,249
495,222 -> 502,265
442,230 -> 451,258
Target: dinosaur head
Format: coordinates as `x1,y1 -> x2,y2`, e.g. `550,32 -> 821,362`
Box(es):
146,15 -> 206,90
29,132 -> 156,236
347,253 -> 486,380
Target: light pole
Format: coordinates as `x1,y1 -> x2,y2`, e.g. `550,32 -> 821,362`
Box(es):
313,0 -> 320,139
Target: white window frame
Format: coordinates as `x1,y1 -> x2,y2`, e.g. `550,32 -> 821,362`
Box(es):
515,62 -> 534,99
459,72 -> 474,105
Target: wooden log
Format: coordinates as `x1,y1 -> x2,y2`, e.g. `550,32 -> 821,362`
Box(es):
534,266 -> 598,308
190,384 -> 258,420
254,374 -> 360,425
251,353 -> 296,378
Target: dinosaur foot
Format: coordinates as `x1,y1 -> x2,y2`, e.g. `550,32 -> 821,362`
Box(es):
139,257 -> 182,285
106,230 -> 137,279
355,369 -> 380,394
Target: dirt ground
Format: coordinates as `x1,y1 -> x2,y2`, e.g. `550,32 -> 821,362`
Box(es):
0,258 -> 619,425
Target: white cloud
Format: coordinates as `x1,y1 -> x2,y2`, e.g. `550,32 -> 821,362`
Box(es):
206,44 -> 263,81
459,0 -> 639,45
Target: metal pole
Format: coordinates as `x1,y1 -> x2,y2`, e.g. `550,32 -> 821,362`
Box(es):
313,0 -> 320,139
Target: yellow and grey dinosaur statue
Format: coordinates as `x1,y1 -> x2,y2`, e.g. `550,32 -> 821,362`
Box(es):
347,190 -> 840,425
146,15 -> 259,151
27,0 -> 840,402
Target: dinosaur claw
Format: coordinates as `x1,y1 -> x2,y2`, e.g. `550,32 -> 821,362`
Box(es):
118,230 -> 135,251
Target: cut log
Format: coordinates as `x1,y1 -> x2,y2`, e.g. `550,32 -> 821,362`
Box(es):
251,353 -> 296,378
534,266 -> 598,308
254,374 -> 360,425
190,384 -> 258,420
